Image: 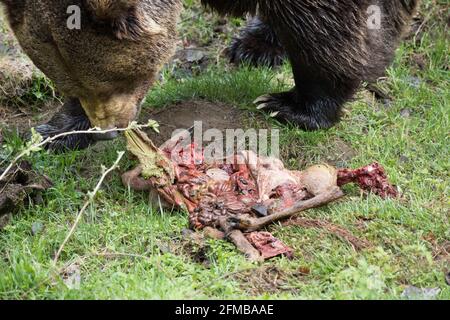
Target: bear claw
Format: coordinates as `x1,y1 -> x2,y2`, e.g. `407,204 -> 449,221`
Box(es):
254,94 -> 273,107
253,91 -> 335,131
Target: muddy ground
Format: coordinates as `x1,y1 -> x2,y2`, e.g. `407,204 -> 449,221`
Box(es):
140,100 -> 247,146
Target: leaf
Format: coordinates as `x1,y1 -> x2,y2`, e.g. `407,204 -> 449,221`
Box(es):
147,119 -> 160,133
22,128 -> 44,155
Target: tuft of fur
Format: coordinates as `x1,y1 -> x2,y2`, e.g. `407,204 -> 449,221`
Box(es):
1,0 -> 25,27
84,0 -> 138,20
228,17 -> 286,68
84,0 -> 165,41
201,0 -> 258,17
400,0 -> 419,14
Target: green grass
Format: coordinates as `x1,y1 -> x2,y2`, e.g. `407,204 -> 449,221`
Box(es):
0,1 -> 449,299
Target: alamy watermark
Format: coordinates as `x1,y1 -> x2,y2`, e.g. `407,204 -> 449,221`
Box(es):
161,121 -> 280,166
66,5 -> 81,30
367,5 -> 382,30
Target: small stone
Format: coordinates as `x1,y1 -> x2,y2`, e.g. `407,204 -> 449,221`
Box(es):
157,242 -> 171,254
407,76 -> 422,88
32,193 -> 44,205
400,108 -> 412,118
399,155 -> 410,164
181,228 -> 195,237
401,286 -> 441,300
31,221 -> 44,235
383,99 -> 393,108
251,204 -> 268,217
62,264 -> 81,290
185,49 -> 205,63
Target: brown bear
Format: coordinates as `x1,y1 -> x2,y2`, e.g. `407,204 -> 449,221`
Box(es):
0,0 -> 418,150
0,0 -> 181,150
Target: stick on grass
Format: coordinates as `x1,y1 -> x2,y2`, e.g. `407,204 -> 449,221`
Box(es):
0,120 -> 158,182
52,151 -> 125,265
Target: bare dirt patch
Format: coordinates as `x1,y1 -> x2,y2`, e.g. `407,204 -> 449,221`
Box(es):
0,101 -> 60,135
139,100 -> 248,146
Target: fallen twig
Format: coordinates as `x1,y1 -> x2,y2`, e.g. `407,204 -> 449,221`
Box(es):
0,120 -> 158,182
52,151 -> 125,265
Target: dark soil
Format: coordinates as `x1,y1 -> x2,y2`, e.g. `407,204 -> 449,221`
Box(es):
139,100 -> 248,146
0,101 -> 60,135
0,161 -> 53,229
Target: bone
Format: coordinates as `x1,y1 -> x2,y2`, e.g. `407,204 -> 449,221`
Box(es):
203,227 -> 225,240
228,230 -> 263,262
229,186 -> 345,232
219,217 -> 262,262
121,166 -> 152,191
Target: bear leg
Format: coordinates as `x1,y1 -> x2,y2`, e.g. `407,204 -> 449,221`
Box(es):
228,17 -> 286,68
255,65 -> 360,130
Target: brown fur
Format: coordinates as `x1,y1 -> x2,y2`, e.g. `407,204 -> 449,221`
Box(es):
85,0 -> 139,20
1,0 -> 181,131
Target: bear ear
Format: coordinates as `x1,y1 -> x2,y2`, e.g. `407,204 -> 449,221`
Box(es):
85,0 -> 165,40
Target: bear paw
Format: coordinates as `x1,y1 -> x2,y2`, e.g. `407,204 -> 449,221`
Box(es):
32,113 -> 95,152
254,92 -> 338,131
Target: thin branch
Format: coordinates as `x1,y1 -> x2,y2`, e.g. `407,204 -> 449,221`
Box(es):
52,151 -> 125,265
0,121 -> 158,182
